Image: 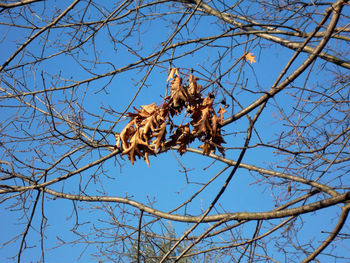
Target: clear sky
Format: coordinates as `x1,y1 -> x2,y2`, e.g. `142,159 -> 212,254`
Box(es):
0,1 -> 349,262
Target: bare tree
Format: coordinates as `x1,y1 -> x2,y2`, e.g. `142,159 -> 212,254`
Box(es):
0,0 -> 349,262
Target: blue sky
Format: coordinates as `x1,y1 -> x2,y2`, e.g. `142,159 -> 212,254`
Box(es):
1,1 -> 349,262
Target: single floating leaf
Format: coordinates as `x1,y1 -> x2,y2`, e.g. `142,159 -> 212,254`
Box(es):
245,53 -> 256,64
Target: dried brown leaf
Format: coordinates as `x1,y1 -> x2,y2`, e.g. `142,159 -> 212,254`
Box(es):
152,122 -> 167,151
188,74 -> 201,96
168,124 -> 193,155
170,76 -> 187,109
199,140 -> 216,155
192,107 -> 211,136
245,52 -> 256,64
167,68 -> 179,83
217,105 -> 227,125
122,128 -> 156,166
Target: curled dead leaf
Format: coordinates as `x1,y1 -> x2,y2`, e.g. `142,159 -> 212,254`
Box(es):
167,68 -> 180,83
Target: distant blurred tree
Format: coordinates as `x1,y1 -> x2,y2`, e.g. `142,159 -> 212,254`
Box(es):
127,222 -> 193,262
0,0 -> 349,262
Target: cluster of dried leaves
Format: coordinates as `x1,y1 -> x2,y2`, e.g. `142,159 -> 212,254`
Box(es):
115,68 -> 227,166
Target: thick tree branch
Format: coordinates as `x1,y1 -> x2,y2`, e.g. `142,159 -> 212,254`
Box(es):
0,0 -> 43,9
41,187 -> 350,223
